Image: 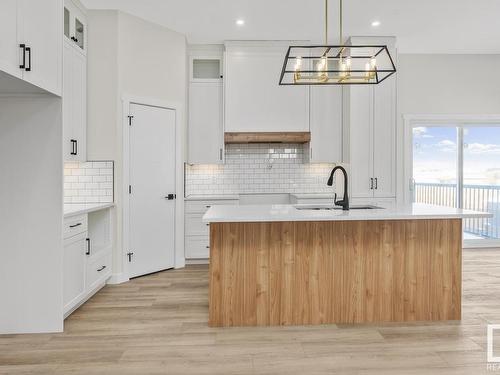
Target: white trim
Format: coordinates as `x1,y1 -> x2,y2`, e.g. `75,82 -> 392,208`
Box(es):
122,95 -> 185,281
107,272 -> 129,285
186,259 -> 209,265
402,114 -> 500,247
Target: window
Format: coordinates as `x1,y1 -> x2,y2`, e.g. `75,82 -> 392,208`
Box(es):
408,121 -> 500,245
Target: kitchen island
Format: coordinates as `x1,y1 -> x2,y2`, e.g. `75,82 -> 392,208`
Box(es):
203,203 -> 491,327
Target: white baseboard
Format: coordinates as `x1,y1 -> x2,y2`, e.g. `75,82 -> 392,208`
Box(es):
107,272 -> 129,284
186,258 -> 209,265
64,281 -> 106,319
175,257 -> 186,269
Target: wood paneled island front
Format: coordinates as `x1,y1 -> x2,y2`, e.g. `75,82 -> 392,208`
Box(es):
203,203 -> 490,327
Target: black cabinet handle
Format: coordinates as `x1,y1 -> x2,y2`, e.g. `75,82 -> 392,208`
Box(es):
165,194 -> 176,200
70,139 -> 77,155
74,139 -> 78,155
97,265 -> 106,272
19,44 -> 26,69
206,246 -> 210,249
374,178 -> 378,190
25,46 -> 31,72
69,222 -> 82,228
370,178 -> 374,190
86,238 -> 91,255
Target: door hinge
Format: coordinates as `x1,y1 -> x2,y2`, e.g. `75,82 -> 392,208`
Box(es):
128,115 -> 134,126
127,252 -> 134,262
129,185 -> 132,194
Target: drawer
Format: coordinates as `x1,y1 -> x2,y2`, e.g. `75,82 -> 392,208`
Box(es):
185,199 -> 238,213
86,252 -> 111,291
63,214 -> 88,239
185,236 -> 210,259
185,213 -> 210,236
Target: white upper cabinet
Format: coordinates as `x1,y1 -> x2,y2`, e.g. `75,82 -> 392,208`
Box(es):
308,86 -> 343,163
188,82 -> 224,164
0,1 -> 22,79
64,0 -> 87,55
372,72 -> 396,198
345,85 -> 374,198
18,0 -> 63,96
224,42 -> 309,133
0,0 -> 62,96
63,1 -> 87,161
343,37 -> 397,199
187,46 -> 225,164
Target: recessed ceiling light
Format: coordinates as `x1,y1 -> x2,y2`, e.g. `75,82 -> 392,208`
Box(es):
371,20 -> 381,27
236,19 -> 245,26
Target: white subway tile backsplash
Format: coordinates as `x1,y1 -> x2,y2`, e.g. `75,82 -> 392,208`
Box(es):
185,143 -> 336,196
64,161 -> 114,204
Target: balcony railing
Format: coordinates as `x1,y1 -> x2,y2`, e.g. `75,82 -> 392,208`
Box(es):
414,182 -> 500,239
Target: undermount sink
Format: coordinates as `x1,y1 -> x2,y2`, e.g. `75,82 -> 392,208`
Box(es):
295,204 -> 384,211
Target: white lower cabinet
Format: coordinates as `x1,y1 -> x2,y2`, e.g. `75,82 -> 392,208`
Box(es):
63,208 -> 112,317
184,198 -> 238,260
63,232 -> 87,313
86,252 -> 111,292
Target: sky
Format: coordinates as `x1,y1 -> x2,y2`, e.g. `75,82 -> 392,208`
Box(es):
413,125 -> 500,185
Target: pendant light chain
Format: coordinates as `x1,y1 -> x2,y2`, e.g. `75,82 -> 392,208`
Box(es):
339,0 -> 343,45
325,0 -> 328,44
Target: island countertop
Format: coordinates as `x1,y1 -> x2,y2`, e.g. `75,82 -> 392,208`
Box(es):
203,203 -> 491,223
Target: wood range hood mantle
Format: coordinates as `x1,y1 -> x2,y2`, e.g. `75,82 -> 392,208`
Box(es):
224,132 -> 311,144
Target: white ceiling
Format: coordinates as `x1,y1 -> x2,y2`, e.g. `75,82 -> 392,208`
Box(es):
81,0 -> 500,54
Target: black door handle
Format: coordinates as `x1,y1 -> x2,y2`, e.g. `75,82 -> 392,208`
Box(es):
19,44 -> 26,69
165,194 -> 176,200
86,238 -> 91,255
25,46 -> 31,72
97,265 -> 106,272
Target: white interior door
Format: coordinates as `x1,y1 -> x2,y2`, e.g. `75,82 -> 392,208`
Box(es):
129,103 -> 176,278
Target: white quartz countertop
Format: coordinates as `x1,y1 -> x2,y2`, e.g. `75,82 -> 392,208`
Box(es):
203,203 -> 492,223
64,203 -> 115,218
184,194 -> 239,201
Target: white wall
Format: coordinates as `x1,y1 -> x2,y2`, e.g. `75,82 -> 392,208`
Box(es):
87,10 -> 187,281
0,97 -> 63,333
396,54 -> 500,200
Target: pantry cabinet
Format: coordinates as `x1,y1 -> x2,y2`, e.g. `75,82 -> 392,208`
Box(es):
188,47 -> 225,164
224,42 -> 309,133
63,37 -> 87,161
343,37 -> 397,199
188,82 -> 224,164
0,0 -> 63,96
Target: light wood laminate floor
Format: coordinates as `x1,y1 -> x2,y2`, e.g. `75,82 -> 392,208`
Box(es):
1,248 -> 499,375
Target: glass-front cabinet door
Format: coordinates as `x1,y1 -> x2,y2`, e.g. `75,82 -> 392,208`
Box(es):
74,16 -> 85,51
64,0 -> 86,54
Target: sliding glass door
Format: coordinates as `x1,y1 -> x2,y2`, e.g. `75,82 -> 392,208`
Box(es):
410,123 -> 500,246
